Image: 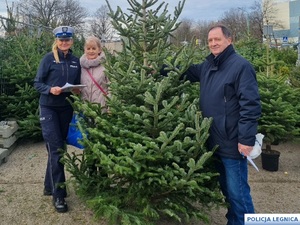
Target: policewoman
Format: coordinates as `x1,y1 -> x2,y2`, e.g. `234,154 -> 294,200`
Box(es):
34,26 -> 81,213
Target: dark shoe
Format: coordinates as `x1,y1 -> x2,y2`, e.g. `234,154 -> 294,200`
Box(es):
43,188 -> 52,196
53,198 -> 68,213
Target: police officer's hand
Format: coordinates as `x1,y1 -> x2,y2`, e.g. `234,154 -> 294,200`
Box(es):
50,86 -> 62,95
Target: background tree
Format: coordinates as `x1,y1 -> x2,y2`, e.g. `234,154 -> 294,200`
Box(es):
261,0 -> 285,46
262,0 -> 284,29
15,0 -> 87,30
219,1 -> 264,43
89,5 -> 115,41
162,0 -> 265,47
219,8 -> 247,42
258,74 -> 300,150
249,1 -> 264,42
192,20 -> 214,47
290,66 -> 300,88
234,37 -> 264,70
0,33 -> 50,140
0,1 -> 19,35
170,18 -> 194,46
63,0 -> 224,224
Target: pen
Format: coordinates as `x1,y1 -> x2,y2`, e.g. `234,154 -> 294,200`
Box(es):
247,156 -> 259,172
241,152 -> 259,172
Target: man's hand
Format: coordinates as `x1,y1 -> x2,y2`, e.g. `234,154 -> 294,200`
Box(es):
238,143 -> 253,157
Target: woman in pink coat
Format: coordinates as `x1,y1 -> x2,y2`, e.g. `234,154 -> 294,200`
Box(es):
80,36 -> 109,109
79,36 -> 109,174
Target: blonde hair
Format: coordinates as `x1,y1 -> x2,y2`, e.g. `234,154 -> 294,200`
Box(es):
84,36 -> 102,50
52,40 -> 60,63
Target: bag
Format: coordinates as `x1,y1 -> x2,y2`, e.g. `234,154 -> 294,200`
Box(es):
250,133 -> 264,159
66,114 -> 84,149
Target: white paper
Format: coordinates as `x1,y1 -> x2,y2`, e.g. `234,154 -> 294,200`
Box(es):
61,82 -> 87,92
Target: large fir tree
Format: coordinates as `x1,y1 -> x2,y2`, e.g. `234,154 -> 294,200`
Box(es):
63,0 -> 224,224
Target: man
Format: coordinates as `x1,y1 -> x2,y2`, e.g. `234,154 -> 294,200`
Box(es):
181,25 -> 261,225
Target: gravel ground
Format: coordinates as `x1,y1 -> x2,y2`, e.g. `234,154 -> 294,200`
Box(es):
0,139 -> 299,225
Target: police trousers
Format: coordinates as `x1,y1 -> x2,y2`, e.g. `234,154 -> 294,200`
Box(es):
39,105 -> 73,198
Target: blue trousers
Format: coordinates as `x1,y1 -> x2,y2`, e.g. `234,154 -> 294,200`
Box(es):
39,105 -> 73,198
215,156 -> 255,225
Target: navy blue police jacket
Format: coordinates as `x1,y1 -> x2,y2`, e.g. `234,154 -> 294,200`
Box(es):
34,49 -> 81,107
184,44 -> 261,159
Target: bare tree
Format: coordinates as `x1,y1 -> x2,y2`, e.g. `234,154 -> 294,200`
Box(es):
214,1 -> 264,43
262,0 -> 284,29
89,5 -> 115,41
219,9 -> 247,42
249,1 -> 264,42
193,20 -> 215,46
260,0 -> 284,45
221,1 -> 263,43
60,0 -> 87,27
15,0 -> 87,30
1,1 -> 19,34
170,18 -> 194,46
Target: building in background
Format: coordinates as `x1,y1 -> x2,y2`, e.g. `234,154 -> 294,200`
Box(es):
266,0 -> 300,44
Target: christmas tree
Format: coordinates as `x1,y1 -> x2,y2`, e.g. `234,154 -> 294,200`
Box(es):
0,34 -> 48,141
63,0 -> 224,224
258,73 -> 300,150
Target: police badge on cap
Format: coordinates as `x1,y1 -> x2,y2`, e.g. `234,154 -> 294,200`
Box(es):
53,26 -> 74,39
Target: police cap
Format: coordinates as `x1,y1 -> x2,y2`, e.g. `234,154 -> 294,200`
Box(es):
53,26 -> 74,39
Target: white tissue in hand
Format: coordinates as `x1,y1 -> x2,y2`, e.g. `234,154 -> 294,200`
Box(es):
250,133 -> 264,159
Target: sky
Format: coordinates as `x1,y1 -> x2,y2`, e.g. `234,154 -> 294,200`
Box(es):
0,0 -> 258,22
100,0 -> 258,21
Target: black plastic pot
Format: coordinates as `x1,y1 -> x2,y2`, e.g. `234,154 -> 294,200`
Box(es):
261,149 -> 281,171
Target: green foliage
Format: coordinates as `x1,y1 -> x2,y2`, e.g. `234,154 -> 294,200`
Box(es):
72,35 -> 85,57
235,37 -> 264,70
0,33 -> 52,140
272,48 -> 298,79
272,47 -> 297,68
235,39 -> 298,78
63,0 -> 224,224
65,96 -> 223,225
257,73 -> 300,149
289,66 -> 300,88
254,42 -> 300,149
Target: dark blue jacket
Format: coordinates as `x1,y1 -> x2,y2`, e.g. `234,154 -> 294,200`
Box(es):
184,44 -> 261,159
34,49 -> 81,107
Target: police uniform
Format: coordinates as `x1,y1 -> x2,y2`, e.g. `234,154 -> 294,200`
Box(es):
34,26 -> 81,211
